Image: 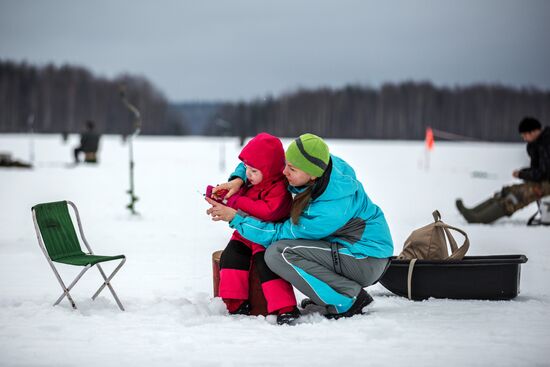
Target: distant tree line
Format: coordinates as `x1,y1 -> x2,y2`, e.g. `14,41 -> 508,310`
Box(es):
3,60 -> 549,141
207,83 -> 550,142
0,60 -> 188,135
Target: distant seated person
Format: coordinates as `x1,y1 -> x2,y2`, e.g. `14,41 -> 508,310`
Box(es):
74,120 -> 100,164
456,117 -> 550,224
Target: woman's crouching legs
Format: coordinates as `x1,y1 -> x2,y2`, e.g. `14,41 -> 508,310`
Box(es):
265,239 -> 377,314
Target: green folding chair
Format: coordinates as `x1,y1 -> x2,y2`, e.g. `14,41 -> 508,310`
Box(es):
31,200 -> 126,311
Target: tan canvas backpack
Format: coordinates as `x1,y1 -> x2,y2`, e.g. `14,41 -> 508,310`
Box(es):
398,210 -> 470,299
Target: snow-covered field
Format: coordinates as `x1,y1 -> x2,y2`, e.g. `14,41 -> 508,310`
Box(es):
0,134 -> 548,367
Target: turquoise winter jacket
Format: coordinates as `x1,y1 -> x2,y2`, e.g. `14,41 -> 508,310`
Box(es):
228,155 -> 394,258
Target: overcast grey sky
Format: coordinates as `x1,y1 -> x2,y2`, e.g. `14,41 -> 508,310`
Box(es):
1,0 -> 549,102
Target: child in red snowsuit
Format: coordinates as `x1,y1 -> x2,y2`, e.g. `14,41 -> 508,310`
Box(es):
211,133 -> 297,320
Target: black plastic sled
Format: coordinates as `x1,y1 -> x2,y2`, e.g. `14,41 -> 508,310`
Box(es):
379,255 -> 528,301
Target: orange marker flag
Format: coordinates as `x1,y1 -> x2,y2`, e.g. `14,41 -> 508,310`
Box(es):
425,127 -> 435,151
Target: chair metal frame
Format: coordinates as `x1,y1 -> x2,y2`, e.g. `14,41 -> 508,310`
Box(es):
527,197 -> 550,226
32,200 -> 126,311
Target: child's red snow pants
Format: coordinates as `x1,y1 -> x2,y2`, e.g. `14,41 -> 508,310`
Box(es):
219,239 -> 296,313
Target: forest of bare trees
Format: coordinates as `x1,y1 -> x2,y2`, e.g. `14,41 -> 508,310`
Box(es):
2,60 -> 549,141
210,83 -> 550,142
0,60 -> 187,135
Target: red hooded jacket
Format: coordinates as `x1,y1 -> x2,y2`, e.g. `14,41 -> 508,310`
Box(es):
229,133 -> 292,250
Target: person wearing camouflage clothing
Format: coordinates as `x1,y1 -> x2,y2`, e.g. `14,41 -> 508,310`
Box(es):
456,117 -> 550,224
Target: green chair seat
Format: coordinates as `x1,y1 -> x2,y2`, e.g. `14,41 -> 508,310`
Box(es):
54,254 -> 126,266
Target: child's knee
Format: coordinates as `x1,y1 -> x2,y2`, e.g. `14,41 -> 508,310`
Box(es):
220,240 -> 252,269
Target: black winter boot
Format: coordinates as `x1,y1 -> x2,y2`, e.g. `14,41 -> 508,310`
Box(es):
324,289 -> 374,320
276,307 -> 301,325
300,298 -> 316,309
229,301 -> 251,315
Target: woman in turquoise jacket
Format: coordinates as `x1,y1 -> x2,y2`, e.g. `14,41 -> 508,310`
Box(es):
206,133 -> 393,321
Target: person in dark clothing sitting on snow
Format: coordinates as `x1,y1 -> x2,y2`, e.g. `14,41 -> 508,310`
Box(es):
456,117 -> 550,224
73,120 -> 100,164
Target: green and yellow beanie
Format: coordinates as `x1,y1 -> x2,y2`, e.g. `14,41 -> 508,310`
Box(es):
285,133 -> 330,177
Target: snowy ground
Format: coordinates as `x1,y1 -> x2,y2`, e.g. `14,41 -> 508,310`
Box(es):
0,134 -> 548,367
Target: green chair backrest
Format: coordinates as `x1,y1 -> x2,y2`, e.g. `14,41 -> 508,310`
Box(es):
33,201 -> 85,261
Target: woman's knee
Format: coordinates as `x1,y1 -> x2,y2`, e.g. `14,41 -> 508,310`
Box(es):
264,241 -> 283,266
265,240 -> 293,268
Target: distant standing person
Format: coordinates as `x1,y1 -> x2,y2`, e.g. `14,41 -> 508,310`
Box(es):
74,120 -> 101,163
456,117 -> 550,223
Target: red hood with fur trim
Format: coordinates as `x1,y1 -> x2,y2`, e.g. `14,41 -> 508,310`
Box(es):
238,133 -> 286,185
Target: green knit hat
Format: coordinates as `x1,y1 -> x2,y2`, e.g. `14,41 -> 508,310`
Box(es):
285,133 -> 330,177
